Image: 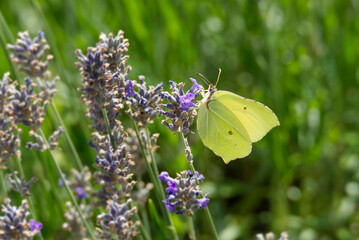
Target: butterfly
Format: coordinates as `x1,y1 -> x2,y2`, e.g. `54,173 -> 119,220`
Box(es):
196,69 -> 280,164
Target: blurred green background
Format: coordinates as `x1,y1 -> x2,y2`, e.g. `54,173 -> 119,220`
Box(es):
1,0 -> 359,239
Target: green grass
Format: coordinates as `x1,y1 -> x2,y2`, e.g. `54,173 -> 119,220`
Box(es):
1,0 -> 359,239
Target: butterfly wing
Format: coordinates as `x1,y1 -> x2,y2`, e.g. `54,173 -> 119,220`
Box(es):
197,97 -> 252,164
213,90 -> 280,142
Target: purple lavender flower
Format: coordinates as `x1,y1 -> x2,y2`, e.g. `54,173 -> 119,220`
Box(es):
159,78 -> 203,134
125,80 -> 136,97
29,219 -> 42,235
97,30 -> 129,72
188,78 -> 201,93
96,199 -> 139,239
198,193 -> 210,208
8,77 -> 46,130
58,174 -> 69,187
179,93 -> 195,111
75,187 -> 87,200
76,47 -> 121,134
123,76 -> 163,127
159,170 -> 209,216
0,198 -> 38,239
159,171 -> 169,182
7,31 -> 52,78
93,145 -> 135,206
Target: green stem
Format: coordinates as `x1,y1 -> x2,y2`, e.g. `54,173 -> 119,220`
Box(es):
0,10 -> 14,43
139,205 -> 150,236
188,216 -> 196,240
51,101 -> 83,170
102,108 -> 151,240
39,129 -> 96,240
132,121 -> 178,240
0,12 -> 20,81
132,206 -> 150,240
179,131 -> 219,240
144,126 -> 178,240
0,170 -> 7,199
102,108 -> 116,150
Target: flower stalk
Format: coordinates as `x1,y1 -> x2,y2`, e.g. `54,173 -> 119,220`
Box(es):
38,129 -> 96,240
131,120 -> 178,240
188,216 -> 196,240
51,101 -> 83,170
102,108 -> 151,240
179,130 -> 219,240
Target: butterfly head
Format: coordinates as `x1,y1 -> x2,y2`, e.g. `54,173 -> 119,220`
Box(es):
197,68 -> 221,106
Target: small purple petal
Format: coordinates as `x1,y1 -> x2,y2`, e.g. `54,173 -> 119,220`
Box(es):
198,193 -> 210,208
179,93 -> 195,111
75,187 -> 87,200
29,219 -> 42,234
159,171 -> 169,182
163,201 -> 176,213
189,78 -> 201,93
125,80 -> 136,97
58,179 -> 63,187
58,174 -> 69,187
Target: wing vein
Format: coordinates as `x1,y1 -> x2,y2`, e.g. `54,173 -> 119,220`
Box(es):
210,103 -> 248,139
211,113 -> 229,140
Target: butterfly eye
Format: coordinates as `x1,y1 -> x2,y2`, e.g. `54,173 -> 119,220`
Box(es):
228,131 -> 233,135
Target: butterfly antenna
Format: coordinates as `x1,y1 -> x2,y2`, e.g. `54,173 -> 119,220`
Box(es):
215,68 -> 221,87
196,72 -> 211,86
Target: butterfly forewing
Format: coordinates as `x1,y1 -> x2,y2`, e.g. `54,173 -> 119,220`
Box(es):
197,99 -> 252,163
212,91 -> 280,142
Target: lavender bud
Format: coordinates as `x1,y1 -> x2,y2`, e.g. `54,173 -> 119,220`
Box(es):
92,145 -> 136,207
5,172 -> 37,197
0,198 -> 41,239
97,30 -> 129,73
7,31 -> 51,78
63,201 -> 93,239
124,77 -> 163,127
96,199 -> 139,240
26,130 -> 46,151
48,126 -> 64,150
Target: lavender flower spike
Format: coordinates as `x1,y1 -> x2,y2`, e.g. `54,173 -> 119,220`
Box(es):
0,198 -> 39,239
159,170 -> 209,216
159,78 -> 202,134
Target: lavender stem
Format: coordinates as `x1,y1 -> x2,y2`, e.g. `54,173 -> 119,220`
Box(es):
51,101 -> 83,170
188,216 -> 197,240
0,171 -> 7,199
132,120 -> 178,240
179,130 -> 219,240
39,129 -> 96,240
102,108 -> 151,240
